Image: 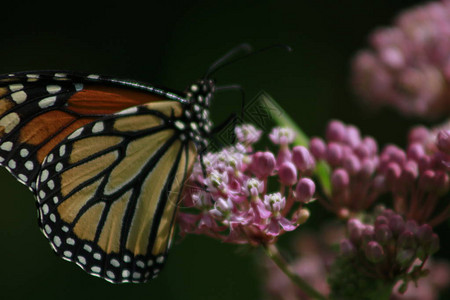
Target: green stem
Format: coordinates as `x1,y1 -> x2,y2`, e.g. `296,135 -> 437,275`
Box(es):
263,243 -> 328,300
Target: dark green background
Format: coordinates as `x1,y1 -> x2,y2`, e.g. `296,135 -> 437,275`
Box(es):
0,1 -> 448,299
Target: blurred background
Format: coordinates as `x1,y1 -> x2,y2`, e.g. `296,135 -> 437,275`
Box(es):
0,0 -> 448,299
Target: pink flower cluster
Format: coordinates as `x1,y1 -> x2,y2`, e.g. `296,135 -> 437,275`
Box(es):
310,120 -> 450,225
340,208 -> 439,291
178,125 -> 316,245
378,123 -> 450,225
264,222 -> 449,300
351,0 -> 450,118
308,120 -> 382,218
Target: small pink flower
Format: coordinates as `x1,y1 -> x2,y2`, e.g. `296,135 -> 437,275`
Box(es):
235,124 -> 262,145
269,127 -> 296,145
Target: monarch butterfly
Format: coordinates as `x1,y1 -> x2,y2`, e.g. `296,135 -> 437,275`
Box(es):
0,43 -> 259,284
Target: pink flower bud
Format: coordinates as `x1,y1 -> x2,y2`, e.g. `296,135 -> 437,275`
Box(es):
359,158 -> 376,178
292,146 -> 315,172
416,224 -> 433,245
327,143 -> 343,166
295,177 -> 316,203
365,241 -> 385,263
401,160 -> 419,181
344,125 -> 361,148
326,120 -> 346,142
342,153 -> 361,175
278,162 -> 297,186
408,126 -> 430,144
407,143 -> 425,161
250,151 -> 276,178
388,214 -> 405,236
348,218 -> 364,244
309,137 -> 326,159
361,225 -> 375,244
362,137 -> 378,156
405,220 -> 418,234
385,162 -> 402,185
419,169 -> 436,191
374,215 -> 389,228
382,145 -> 407,165
437,130 -> 450,155
375,224 -> 392,245
331,168 -> 350,191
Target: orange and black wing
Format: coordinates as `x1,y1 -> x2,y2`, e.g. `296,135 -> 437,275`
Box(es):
35,101 -> 197,283
0,71 -> 198,283
0,71 -> 185,191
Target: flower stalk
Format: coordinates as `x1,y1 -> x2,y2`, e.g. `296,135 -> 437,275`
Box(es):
263,243 -> 328,300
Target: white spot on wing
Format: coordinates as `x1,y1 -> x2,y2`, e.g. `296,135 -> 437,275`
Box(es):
20,148 -> 29,157
122,270 -> 130,277
53,236 -> 61,247
25,161 -> 34,170
68,127 -> 83,139
8,159 -> 16,169
11,91 -> 27,104
0,113 -> 20,133
47,180 -> 55,190
9,84 -> 23,92
55,162 -> 63,172
78,256 -> 86,265
116,106 -> 138,115
0,141 -> 13,151
42,204 -> 49,215
110,259 -> 120,267
92,122 -> 104,133
59,145 -> 66,156
40,169 -> 49,182
38,96 -> 57,109
46,85 -> 62,94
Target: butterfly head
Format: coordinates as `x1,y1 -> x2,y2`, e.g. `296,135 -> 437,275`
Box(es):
181,79 -> 215,149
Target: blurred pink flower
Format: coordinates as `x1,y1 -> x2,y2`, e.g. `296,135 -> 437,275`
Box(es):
352,0 -> 450,118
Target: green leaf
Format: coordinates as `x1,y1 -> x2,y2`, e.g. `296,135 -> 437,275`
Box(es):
257,91 -> 309,146
258,91 -> 332,196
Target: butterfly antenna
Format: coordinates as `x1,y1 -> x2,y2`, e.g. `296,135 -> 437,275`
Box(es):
205,44 -> 293,78
204,43 -> 253,78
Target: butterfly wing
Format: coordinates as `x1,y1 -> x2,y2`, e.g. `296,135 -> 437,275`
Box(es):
0,71 -> 185,191
35,100 -> 197,283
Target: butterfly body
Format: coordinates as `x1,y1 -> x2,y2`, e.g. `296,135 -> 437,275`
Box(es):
0,71 -> 214,283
